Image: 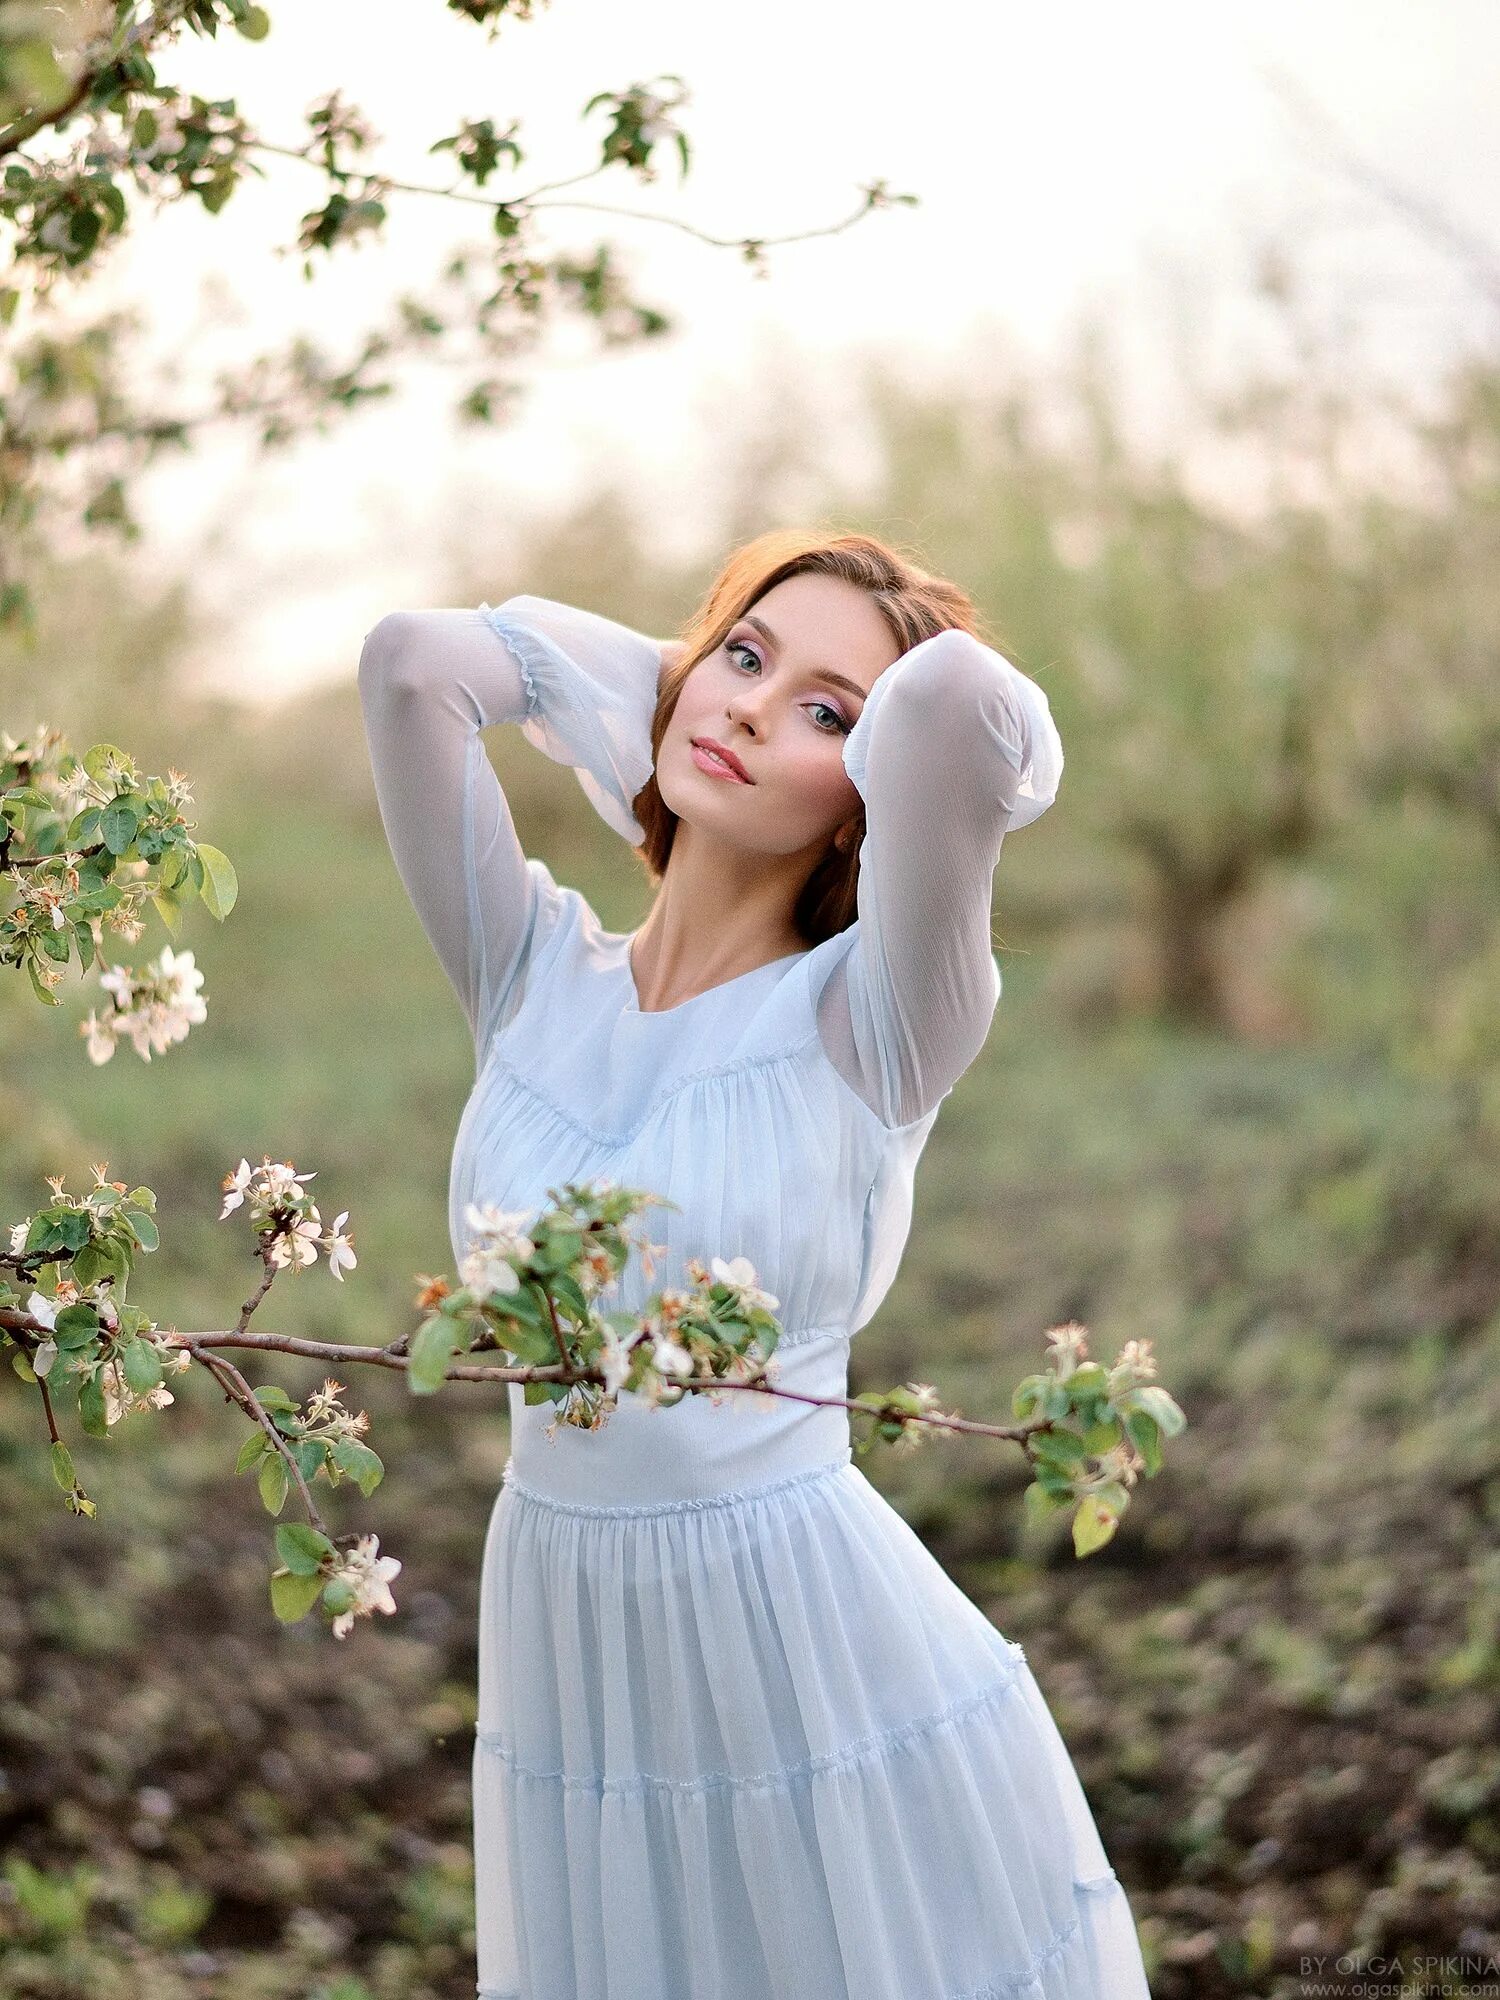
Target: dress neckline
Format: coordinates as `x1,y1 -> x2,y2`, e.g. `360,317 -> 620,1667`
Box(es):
620,931 -> 811,1018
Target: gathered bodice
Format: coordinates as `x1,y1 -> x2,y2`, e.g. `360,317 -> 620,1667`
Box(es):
448,863 -> 942,1506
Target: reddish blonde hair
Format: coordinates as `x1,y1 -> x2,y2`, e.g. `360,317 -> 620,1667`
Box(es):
631,528 -> 985,943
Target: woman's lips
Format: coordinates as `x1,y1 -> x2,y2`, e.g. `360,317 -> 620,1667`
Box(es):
690,739 -> 752,783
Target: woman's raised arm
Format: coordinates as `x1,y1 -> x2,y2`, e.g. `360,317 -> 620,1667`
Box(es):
357,597 -> 663,1057
815,627 -> 1064,1129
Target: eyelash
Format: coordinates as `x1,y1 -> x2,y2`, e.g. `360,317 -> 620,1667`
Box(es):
725,639 -> 850,735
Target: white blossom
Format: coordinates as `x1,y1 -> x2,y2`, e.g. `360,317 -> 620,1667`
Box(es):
80,1010 -> 116,1065
102,1363 -> 175,1427
268,1211 -> 323,1271
594,1327 -> 634,1396
328,1534 -> 402,1640
709,1254 -> 779,1313
218,1157 -> 254,1219
460,1202 -> 535,1298
651,1331 -> 695,1379
1044,1321 -> 1089,1378
88,946 -> 208,1064
321,1210 -> 357,1281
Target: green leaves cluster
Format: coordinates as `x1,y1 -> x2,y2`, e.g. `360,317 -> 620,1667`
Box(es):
234,1388 -> 384,1518
5,1172 -> 158,1301
3,1173 -> 168,1515
406,1181 -> 654,1398
0,729 -> 236,1004
1015,1353 -> 1186,1557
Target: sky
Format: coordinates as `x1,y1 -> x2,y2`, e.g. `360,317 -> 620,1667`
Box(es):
36,0 -> 1500,699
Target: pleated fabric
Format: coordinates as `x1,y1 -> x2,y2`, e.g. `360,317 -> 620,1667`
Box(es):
473,1454 -> 1147,2000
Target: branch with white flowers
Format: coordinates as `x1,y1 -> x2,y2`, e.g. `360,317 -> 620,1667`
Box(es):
2,723 -> 236,1047
1,1155 -> 1187,1640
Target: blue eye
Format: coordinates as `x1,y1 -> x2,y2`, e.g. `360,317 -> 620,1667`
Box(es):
725,638 -> 849,735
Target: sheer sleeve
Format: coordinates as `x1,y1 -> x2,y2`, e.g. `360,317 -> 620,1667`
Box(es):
816,627 -> 1064,1129
356,595 -> 662,1058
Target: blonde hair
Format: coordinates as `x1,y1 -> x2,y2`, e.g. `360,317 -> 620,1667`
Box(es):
631,528 -> 984,943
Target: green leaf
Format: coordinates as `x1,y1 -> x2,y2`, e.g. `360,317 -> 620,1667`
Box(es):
1068,1362 -> 1110,1396
549,1272 -> 589,1321
82,744 -> 126,782
1012,1376 -> 1048,1424
1131,1385 -> 1187,1437
330,1437 -> 384,1496
26,957 -> 61,1006
120,1338 -> 163,1394
289,1437 -> 324,1483
408,1313 -> 457,1395
1123,1408 -> 1163,1475
254,1386 -> 298,1413
523,1379 -> 570,1406
270,1567 -> 324,1623
1023,1477 -> 1072,1522
1031,1426 -> 1089,1466
275,1523 -> 335,1575
151,888 -> 183,937
78,1374 -> 109,1438
193,842 -> 238,920
67,806 -> 104,845
122,1209 -> 159,1252
534,1231 -> 582,1274
238,4 -> 271,37
258,1452 -> 289,1516
69,1242 -> 107,1288
235,1431 -> 269,1474
50,1442 -> 77,1492
100,800 -> 139,855
1072,1494 -> 1120,1558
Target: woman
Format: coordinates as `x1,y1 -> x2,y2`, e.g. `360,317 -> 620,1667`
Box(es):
358,528 -> 1151,2000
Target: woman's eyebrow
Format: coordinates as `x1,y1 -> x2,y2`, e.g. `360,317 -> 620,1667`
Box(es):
742,614 -> 870,702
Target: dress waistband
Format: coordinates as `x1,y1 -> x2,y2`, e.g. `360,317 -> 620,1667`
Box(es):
500,1325 -> 854,1511
501,1448 -> 854,1518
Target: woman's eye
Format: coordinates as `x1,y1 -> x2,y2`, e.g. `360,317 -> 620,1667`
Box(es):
726,639 -> 848,734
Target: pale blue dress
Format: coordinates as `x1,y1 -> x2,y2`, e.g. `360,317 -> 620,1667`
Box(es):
358,593 -> 1152,2000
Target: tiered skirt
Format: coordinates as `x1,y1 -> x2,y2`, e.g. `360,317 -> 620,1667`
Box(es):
473,1450 -> 1150,2000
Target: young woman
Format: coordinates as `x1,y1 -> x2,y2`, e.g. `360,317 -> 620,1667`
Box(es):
358,528 -> 1151,2000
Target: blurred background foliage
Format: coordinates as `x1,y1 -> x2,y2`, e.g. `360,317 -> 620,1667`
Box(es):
1,306 -> 1498,1996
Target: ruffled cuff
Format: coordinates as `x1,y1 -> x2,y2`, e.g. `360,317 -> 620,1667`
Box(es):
478,601 -> 659,846
840,628 -> 1063,831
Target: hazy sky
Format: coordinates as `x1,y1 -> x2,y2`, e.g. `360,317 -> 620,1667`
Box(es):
54,0 -> 1500,698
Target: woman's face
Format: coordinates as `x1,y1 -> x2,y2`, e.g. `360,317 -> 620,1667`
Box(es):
656,572 -> 903,858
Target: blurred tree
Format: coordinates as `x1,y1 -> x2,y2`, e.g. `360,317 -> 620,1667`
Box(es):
1349,357 -> 1500,857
